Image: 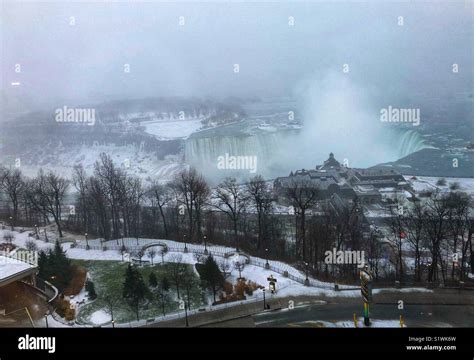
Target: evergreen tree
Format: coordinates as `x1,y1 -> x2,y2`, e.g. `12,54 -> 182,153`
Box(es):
160,277 -> 170,292
123,264 -> 149,321
148,271 -> 158,288
37,241 -> 73,291
53,241 -> 73,287
200,255 -> 224,302
37,251 -> 50,279
85,280 -> 97,300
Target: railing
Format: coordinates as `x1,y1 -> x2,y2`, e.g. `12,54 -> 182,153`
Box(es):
111,291 -> 270,328
74,237 -> 339,289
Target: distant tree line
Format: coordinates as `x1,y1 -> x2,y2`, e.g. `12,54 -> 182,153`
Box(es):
1,155 -> 473,284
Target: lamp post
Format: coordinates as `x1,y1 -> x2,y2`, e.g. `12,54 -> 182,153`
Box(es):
203,235 -> 208,255
304,262 -> 310,286
265,248 -> 270,269
184,301 -> 189,327
111,320 -> 115,328
183,234 -> 188,253
34,224 -> 39,239
236,261 -> 242,280
262,288 -> 266,310
85,232 -> 89,250
9,216 -> 13,231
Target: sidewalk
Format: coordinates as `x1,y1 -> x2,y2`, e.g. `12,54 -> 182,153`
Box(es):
146,296 -> 284,328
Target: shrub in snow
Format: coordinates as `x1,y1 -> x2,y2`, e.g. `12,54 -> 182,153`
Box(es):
436,178 -> 447,186
25,239 -> 38,252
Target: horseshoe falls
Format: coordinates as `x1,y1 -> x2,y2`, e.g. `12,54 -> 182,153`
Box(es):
184,126 -> 430,180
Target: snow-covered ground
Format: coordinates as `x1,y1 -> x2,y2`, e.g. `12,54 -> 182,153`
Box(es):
406,175 -> 474,195
10,144 -> 186,184
0,254 -> 36,281
89,310 -> 111,325
333,319 -> 405,328
143,118 -> 203,140
1,228 -> 438,328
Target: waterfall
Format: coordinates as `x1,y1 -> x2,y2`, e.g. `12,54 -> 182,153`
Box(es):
184,126 -> 430,179
392,129 -> 431,159
184,130 -> 299,178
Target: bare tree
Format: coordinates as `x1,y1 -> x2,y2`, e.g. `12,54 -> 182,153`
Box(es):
218,259 -> 231,281
147,248 -> 157,265
402,199 -> 426,282
86,176 -> 110,240
284,179 -> 319,262
26,170 -> 69,238
386,197 -> 407,283
213,177 -> 248,251
246,175 -> 273,251
445,191 -> 470,280
168,254 -> 187,299
171,168 -> 209,242
146,182 -> 171,237
102,291 -> 121,326
72,165 -> 89,232
424,190 -> 450,283
0,167 -> 25,228
94,153 -> 125,239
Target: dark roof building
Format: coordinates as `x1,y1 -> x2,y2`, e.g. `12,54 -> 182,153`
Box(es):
274,153 -> 408,203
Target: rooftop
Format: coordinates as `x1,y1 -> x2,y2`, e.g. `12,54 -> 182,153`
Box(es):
0,255 -> 36,285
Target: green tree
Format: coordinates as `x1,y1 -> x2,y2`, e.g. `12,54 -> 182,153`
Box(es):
160,277 -> 170,292
37,251 -> 50,279
148,271 -> 158,288
38,241 -> 73,291
200,255 -> 224,303
85,280 -> 97,300
155,277 -> 171,317
123,264 -> 149,321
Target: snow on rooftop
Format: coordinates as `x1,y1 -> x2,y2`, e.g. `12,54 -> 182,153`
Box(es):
0,255 -> 35,281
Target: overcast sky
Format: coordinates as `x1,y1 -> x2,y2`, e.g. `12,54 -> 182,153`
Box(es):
1,0 -> 472,107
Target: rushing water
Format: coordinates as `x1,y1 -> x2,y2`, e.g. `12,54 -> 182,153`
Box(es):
185,125 -> 430,180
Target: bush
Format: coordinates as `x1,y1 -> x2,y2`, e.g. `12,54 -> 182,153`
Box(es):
449,182 -> 460,190
25,240 -> 38,252
63,265 -> 87,297
223,281 -> 233,295
234,280 -> 246,297
55,296 -> 76,321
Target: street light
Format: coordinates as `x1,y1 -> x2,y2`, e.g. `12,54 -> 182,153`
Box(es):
85,232 -> 89,250
304,262 -> 310,286
203,235 -> 208,255
34,224 -> 39,239
184,300 -> 189,327
9,216 -> 13,231
236,261 -> 242,280
111,320 -> 115,328
183,234 -> 188,253
265,248 -> 270,269
262,288 -> 266,310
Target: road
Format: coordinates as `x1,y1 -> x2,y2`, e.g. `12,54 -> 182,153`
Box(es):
197,288 -> 474,328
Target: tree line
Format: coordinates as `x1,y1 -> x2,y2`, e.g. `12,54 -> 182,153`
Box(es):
1,154 -> 473,284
